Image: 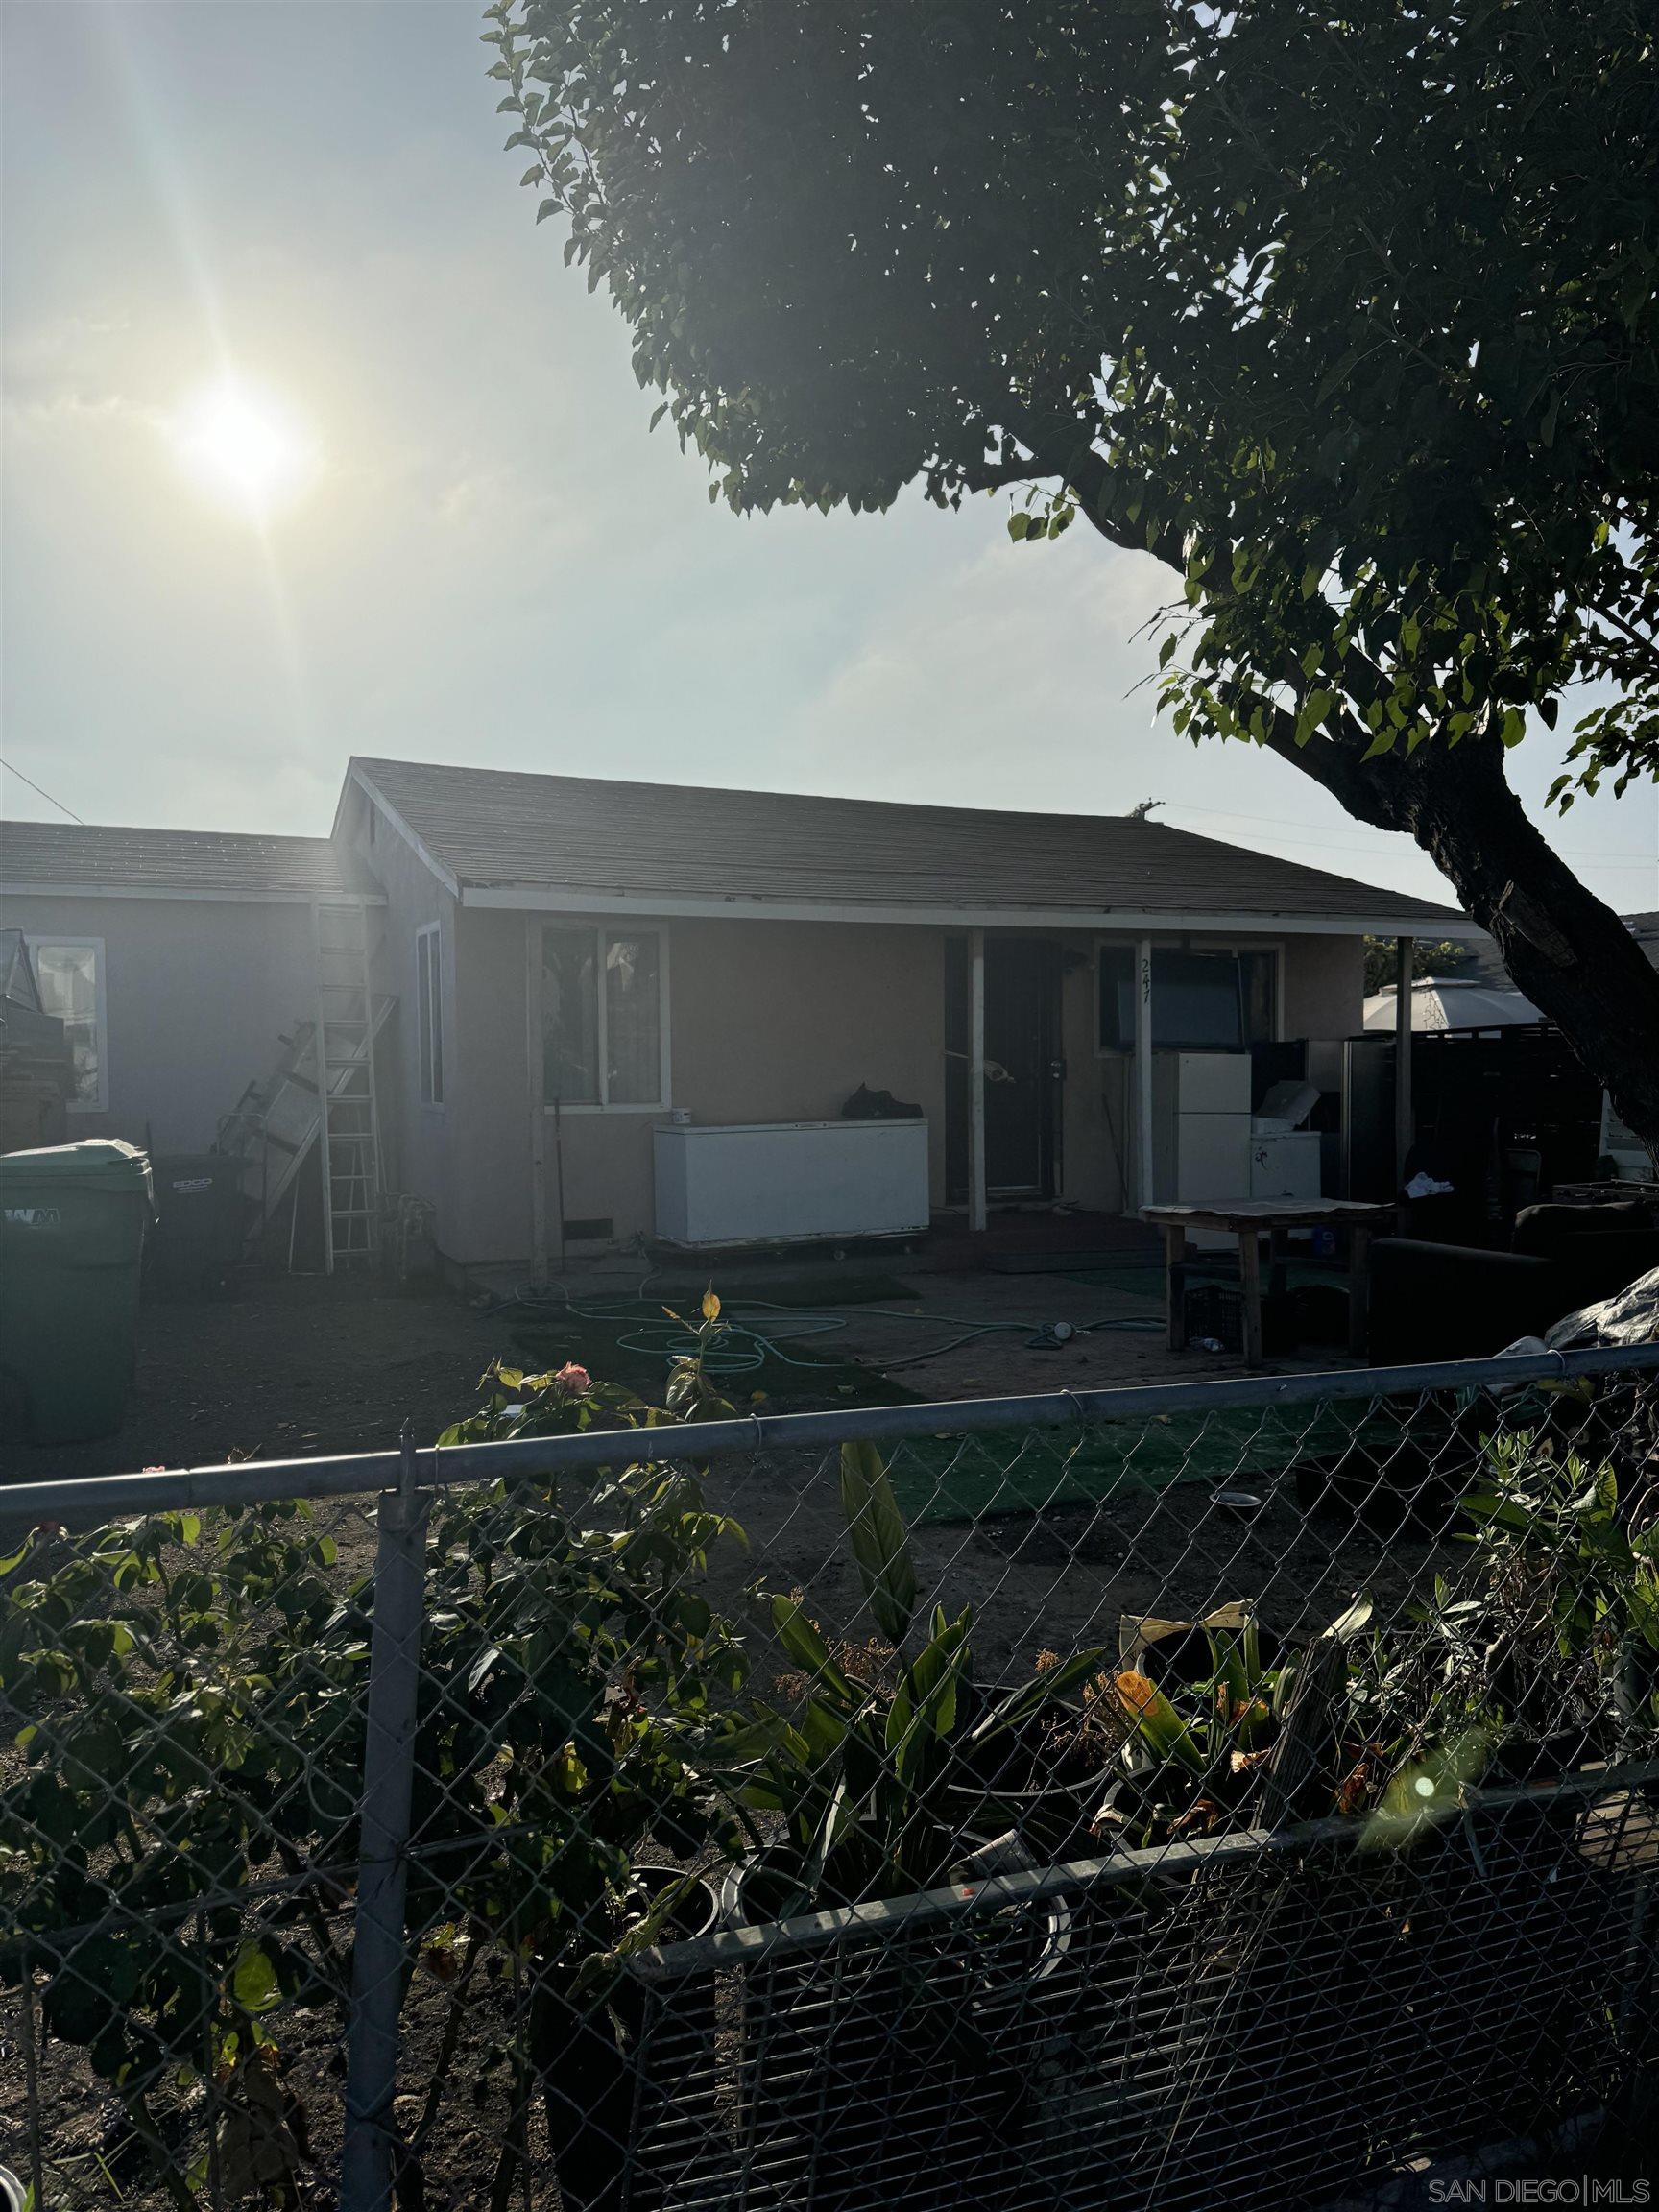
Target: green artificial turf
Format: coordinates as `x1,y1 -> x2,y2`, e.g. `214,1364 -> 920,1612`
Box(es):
1063,1262 -> 1346,1298
690,1270 -> 920,1308
1059,1266 -> 1166,1301
885,1400 -> 1409,1525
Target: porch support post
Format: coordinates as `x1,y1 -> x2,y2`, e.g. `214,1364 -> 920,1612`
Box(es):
968,927 -> 988,1234
1136,936 -> 1156,1214
526,914 -> 548,1283
1394,934 -> 1414,1191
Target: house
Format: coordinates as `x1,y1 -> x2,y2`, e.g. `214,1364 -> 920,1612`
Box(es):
0,823 -> 382,1154
1,760 -> 1467,1269
329,758 -> 1464,1267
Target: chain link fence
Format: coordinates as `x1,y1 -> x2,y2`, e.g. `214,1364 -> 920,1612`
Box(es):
4,1343 -> 1658,2212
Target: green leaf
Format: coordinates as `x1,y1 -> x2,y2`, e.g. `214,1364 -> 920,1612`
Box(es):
838,1440 -> 917,1646
1114,1670 -> 1207,1776
232,1944 -> 280,2016
1315,347 -> 1360,403
976,1647 -> 1106,1739
1326,1595 -> 1374,1641
769,1594 -> 854,1697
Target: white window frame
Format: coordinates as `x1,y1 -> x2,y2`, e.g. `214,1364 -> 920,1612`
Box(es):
1094,935 -> 1285,1055
416,922 -> 445,1109
25,934 -> 108,1112
533,920 -> 672,1113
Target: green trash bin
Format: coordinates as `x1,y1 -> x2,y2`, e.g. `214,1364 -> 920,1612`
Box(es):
0,1139 -> 154,1447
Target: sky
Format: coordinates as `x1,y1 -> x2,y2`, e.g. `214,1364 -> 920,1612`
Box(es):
4,0 -> 1657,917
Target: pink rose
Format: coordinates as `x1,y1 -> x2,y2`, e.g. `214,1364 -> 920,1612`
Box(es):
555,1362 -> 591,1396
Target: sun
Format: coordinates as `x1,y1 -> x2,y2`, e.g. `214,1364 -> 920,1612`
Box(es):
171,378 -> 318,519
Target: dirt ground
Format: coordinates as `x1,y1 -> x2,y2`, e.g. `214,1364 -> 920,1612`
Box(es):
0,1252 -> 1354,1488
0,1271 -> 515,1485
0,1261 -> 1460,1695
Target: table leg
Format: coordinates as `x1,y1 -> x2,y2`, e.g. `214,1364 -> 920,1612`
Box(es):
1268,1226 -> 1289,1302
1348,1227 -> 1372,1358
1165,1224 -> 1189,1351
1238,1229 -> 1264,1368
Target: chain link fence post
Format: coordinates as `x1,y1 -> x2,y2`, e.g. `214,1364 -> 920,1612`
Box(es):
341,1421 -> 430,2212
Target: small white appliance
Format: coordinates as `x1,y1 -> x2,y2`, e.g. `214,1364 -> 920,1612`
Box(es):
1249,1130 -> 1323,1200
1248,1076 -> 1323,1201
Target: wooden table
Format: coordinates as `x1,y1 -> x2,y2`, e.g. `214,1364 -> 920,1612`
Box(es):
1142,1200 -> 1398,1367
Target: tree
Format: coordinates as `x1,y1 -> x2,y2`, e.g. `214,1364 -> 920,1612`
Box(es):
1362,939 -> 1476,998
484,0 -> 1659,1153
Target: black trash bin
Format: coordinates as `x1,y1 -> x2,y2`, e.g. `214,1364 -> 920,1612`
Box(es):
148,1153 -> 248,1296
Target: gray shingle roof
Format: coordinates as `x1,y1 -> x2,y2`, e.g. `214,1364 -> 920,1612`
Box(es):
0,821 -> 380,901
353,756 -> 1464,927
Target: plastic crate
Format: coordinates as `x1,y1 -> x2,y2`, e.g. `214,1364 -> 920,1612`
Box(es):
1184,1280 -> 1295,1356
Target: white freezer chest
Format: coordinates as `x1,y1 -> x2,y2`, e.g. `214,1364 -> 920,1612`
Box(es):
653,1119 -> 930,1248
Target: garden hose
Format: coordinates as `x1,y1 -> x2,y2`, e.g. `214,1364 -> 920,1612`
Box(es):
494,1276 -> 1161,1379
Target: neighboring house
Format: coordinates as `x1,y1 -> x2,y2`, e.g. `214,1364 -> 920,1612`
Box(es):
1365,911 -> 1659,1031
1362,976 -> 1544,1032
0,824 -> 382,1155
1,763 -> 1468,1266
0,928 -> 75,1151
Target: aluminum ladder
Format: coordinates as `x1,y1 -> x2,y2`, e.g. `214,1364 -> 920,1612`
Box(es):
312,898 -> 383,1270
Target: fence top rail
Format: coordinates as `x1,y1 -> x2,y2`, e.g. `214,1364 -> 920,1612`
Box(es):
4,1339 -> 1656,1527
621,1755 -> 1659,1980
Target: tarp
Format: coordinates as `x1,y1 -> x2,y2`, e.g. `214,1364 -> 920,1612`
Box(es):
1544,1264 -> 1659,1351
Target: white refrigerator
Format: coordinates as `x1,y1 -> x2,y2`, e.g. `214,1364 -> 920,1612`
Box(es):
1145,1052 -> 1253,1222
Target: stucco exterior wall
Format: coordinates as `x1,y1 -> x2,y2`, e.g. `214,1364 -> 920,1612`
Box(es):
344,806 -> 463,1255
670,917 -> 947,1150
0,889 -> 322,1154
449,907 -> 537,1265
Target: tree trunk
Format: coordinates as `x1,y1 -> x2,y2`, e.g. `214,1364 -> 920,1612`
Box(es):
1063,482 -> 1659,1153
1292,733 -> 1659,1162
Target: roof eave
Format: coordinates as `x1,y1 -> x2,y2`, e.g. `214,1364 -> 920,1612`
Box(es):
456,881 -> 1475,937
0,881 -> 384,906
